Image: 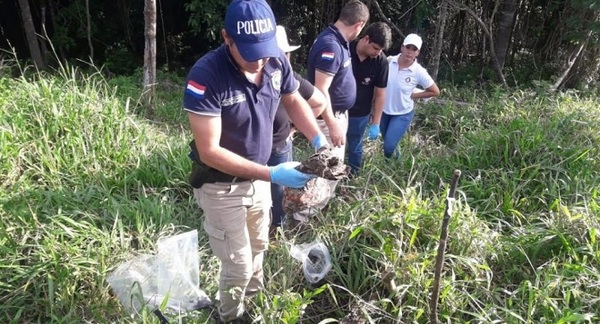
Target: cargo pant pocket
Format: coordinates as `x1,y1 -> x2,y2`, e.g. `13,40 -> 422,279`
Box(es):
204,220 -> 251,265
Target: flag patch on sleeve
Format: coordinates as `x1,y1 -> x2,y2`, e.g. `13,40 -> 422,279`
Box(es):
321,52 -> 335,61
186,81 -> 206,99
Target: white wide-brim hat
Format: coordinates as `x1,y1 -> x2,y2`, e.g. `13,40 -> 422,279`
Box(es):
276,25 -> 301,53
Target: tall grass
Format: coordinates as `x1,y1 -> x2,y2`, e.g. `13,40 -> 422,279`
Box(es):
1,60 -> 599,324
0,62 -> 209,323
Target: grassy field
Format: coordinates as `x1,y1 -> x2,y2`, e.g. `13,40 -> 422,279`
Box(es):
1,61 -> 599,323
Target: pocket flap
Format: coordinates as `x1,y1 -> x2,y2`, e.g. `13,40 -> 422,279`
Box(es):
203,220 -> 225,240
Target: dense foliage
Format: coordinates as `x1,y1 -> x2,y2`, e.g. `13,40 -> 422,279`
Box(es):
1,0 -> 599,88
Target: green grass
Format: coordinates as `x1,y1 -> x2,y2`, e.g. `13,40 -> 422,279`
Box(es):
1,60 -> 599,323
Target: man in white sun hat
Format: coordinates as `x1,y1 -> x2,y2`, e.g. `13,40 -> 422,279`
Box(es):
380,33 -> 440,160
275,25 -> 300,52
268,25 -> 327,238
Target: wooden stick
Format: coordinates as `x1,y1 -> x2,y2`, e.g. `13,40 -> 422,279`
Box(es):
429,169 -> 462,324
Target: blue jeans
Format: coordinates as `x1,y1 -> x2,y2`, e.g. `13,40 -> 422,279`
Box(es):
380,110 -> 415,159
346,115 -> 370,174
267,139 -> 293,227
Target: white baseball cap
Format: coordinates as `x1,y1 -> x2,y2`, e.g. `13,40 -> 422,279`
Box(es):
403,33 -> 423,50
275,25 -> 300,53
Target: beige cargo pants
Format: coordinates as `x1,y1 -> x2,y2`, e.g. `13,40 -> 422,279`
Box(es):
194,180 -> 271,322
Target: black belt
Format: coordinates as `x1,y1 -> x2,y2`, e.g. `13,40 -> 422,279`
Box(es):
190,161 -> 251,188
208,169 -> 251,183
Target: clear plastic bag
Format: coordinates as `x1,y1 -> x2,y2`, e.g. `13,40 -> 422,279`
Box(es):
289,240 -> 332,284
107,230 -> 212,313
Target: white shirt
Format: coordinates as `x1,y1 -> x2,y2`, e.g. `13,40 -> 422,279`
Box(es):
383,54 -> 434,115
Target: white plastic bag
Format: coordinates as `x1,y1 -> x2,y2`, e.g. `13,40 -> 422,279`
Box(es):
107,230 -> 212,313
289,240 -> 332,284
106,254 -> 158,312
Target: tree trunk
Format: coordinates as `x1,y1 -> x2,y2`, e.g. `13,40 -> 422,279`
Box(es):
143,0 -> 157,109
371,0 -> 404,39
430,0 -> 449,80
85,0 -> 94,62
17,0 -> 46,69
449,11 -> 466,63
494,0 -> 519,69
39,4 -> 48,61
549,39 -> 586,92
558,7 -> 600,89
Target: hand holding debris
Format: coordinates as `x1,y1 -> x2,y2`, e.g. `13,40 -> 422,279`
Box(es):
295,147 -> 350,180
282,148 -> 350,214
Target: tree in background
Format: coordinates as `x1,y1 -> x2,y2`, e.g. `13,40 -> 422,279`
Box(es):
17,0 -> 46,69
143,0 -> 157,109
547,0 -> 600,90
184,0 -> 228,42
2,0 -> 599,90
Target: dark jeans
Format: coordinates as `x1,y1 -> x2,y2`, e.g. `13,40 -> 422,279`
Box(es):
346,115 -> 370,174
380,110 -> 415,159
266,139 -> 293,227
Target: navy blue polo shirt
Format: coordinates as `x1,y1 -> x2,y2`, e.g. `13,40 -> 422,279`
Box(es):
348,40 -> 389,117
307,24 -> 356,112
183,45 -> 299,165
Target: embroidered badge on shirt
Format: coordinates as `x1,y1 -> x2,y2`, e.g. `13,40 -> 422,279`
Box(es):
271,70 -> 282,91
221,94 -> 247,107
361,77 -> 371,85
186,81 -> 206,99
343,58 -> 351,67
405,77 -> 412,83
321,52 -> 335,61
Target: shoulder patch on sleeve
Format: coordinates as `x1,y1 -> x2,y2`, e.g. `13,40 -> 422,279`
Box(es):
186,80 -> 206,99
321,52 -> 335,61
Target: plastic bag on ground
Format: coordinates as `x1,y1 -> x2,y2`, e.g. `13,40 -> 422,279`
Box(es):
289,240 -> 332,284
107,230 -> 212,313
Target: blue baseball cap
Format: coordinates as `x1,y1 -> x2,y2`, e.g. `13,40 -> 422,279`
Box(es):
225,0 -> 280,62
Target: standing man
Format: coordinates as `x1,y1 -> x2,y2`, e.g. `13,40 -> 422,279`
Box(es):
183,1 -> 328,322
294,0 -> 369,223
346,22 -> 391,175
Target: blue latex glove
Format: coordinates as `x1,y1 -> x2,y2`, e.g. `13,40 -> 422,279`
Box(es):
368,124 -> 380,140
311,133 -> 329,151
269,162 -> 316,188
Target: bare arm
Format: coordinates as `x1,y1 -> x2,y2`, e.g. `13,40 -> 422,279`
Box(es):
306,86 -> 327,118
281,91 -> 322,143
313,69 -> 334,119
188,112 -> 271,181
370,86 -> 386,125
411,82 -> 440,100
314,69 -> 345,147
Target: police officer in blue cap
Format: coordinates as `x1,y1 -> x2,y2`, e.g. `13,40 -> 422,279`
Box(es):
183,0 -> 328,322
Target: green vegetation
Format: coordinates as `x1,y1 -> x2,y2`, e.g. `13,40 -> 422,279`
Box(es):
1,62 -> 598,323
